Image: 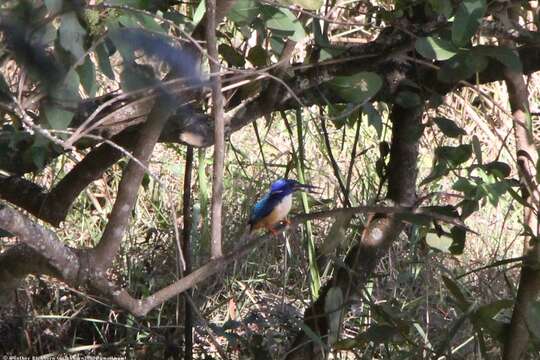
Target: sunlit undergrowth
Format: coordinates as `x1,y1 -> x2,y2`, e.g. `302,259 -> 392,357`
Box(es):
1,0 -> 539,358
1,84 -> 527,357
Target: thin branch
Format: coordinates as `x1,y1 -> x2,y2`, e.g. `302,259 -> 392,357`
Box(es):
207,0 -> 225,259
182,146 -> 194,360
320,114 -> 351,207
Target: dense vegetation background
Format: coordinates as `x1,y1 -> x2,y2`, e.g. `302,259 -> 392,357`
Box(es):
0,0 -> 539,358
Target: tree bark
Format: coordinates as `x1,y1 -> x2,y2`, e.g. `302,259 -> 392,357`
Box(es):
286,103 -> 422,359
502,9 -> 540,358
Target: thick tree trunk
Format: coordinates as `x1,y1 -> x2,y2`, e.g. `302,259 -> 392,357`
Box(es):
286,103 -> 422,359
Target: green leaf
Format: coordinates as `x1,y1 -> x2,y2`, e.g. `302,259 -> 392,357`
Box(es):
479,180 -> 510,206
278,0 -> 323,10
44,0 -> 63,13
416,36 -> 458,61
289,22 -> 307,42
437,51 -> 488,83
50,69 -> 80,103
43,104 -> 74,130
453,177 -> 476,195
449,226 -> 466,254
117,14 -> 139,28
327,72 -> 383,104
192,0 -> 206,26
30,144 -> 48,170
420,162 -> 449,186
312,17 -> 329,46
328,103 -> 356,129
434,117 -> 466,137
363,102 -> 383,137
77,56 -> 97,97
265,8 -> 306,41
442,276 -> 470,309
265,7 -> 297,32
109,31 -> 135,63
472,134 -> 482,164
95,42 -> 115,80
59,12 -> 87,59
319,46 -> 347,61
135,13 -> 165,33
459,199 -> 479,219
298,323 -> 327,350
473,45 -> 523,72
472,300 -> 513,339
228,0 -> 260,24
247,45 -> 269,67
219,44 -> 246,67
507,187 -> 531,208
428,93 -> 444,108
428,0 -> 453,18
452,0 -> 486,46
163,10 -> 191,28
31,22 -> 57,46
269,35 -> 286,55
120,63 -> 156,92
395,91 -> 422,108
483,161 -> 511,178
436,144 -> 472,166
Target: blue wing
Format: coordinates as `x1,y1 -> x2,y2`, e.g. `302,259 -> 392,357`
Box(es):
248,192 -> 281,226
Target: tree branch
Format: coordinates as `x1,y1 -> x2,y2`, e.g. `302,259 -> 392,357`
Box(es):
182,146 -> 194,360
91,95 -> 176,270
0,244 -> 59,295
0,204 -> 80,284
207,0 -> 225,259
502,8 -> 540,359
1,199 -> 466,319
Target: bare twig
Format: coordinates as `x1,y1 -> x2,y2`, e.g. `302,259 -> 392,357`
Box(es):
207,0 -> 225,259
320,114 -> 351,207
181,146 -> 194,360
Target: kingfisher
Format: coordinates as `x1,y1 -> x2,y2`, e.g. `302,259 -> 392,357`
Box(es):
248,179 -> 318,235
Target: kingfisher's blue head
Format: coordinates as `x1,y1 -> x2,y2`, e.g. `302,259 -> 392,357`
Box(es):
269,179 -> 317,196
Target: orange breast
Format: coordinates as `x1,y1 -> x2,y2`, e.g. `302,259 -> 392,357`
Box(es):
251,194 -> 293,230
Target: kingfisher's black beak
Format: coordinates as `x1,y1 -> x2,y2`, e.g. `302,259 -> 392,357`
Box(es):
293,182 -> 320,194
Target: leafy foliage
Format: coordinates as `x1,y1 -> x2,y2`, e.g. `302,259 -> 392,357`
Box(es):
0,0 -> 538,358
